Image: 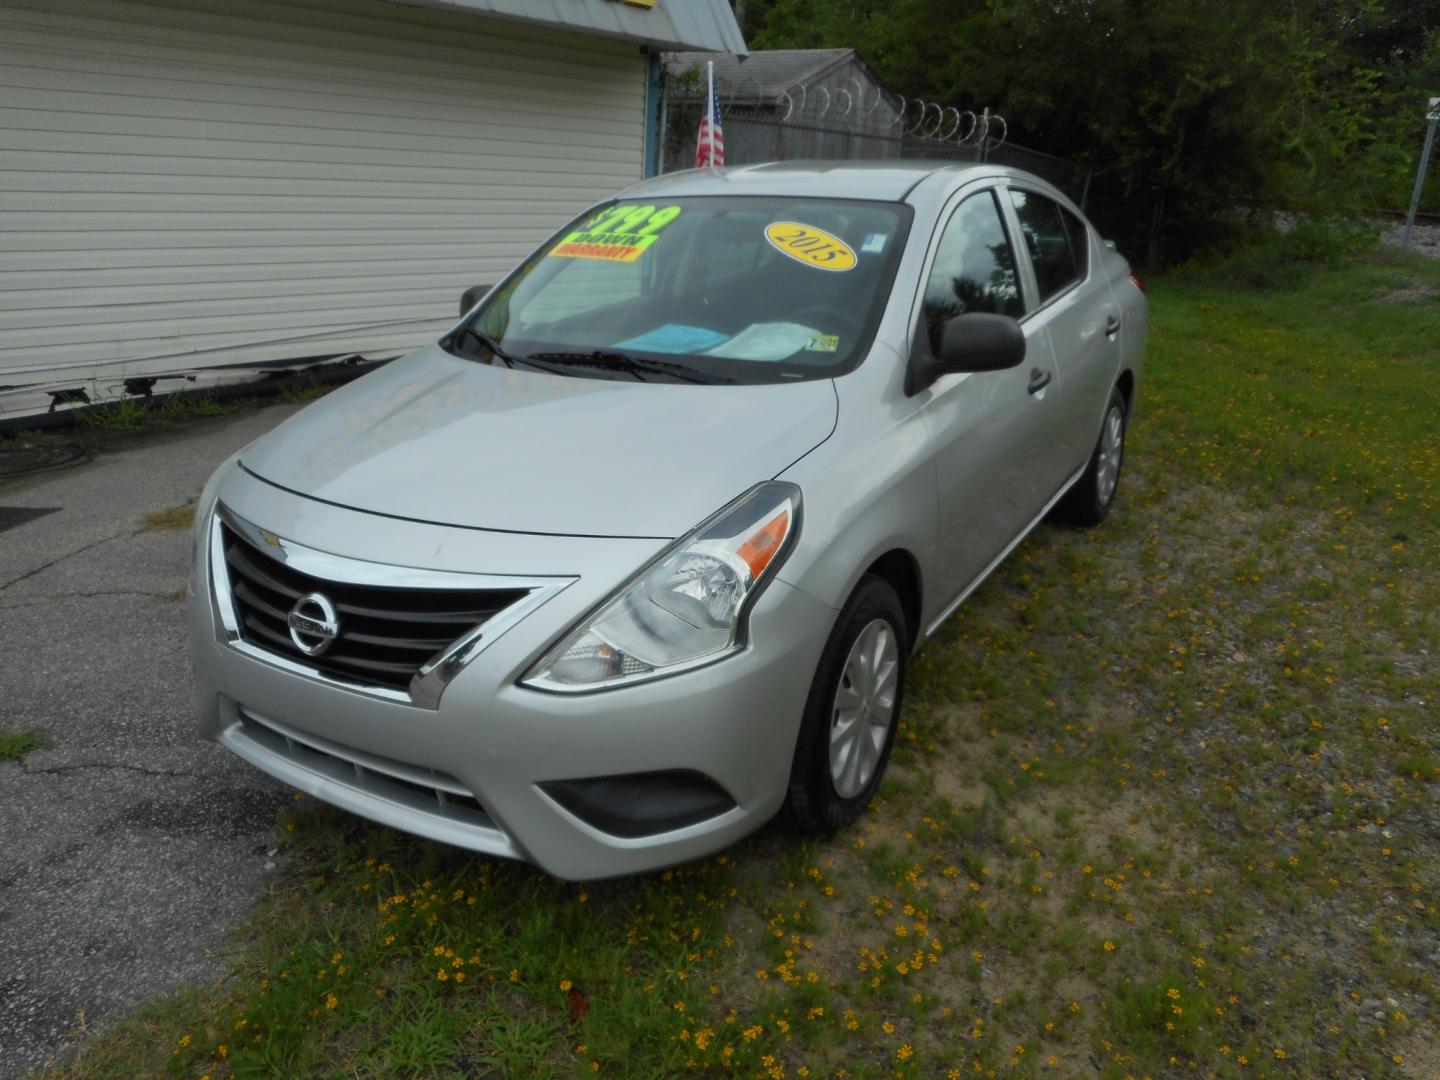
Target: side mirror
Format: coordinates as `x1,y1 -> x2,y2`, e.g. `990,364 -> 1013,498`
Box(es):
460,283 -> 494,316
937,313 -> 1026,372
907,313 -> 1025,395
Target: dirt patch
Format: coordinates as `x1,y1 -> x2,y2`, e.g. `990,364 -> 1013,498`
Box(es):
1378,280 -> 1440,303
1380,223 -> 1440,260
140,503 -> 195,531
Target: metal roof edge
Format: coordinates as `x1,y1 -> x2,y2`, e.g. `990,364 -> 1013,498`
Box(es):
385,0 -> 746,53
663,48 -> 878,106
787,47 -> 859,88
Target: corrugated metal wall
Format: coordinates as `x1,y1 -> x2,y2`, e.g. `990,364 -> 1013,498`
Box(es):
0,0 -> 647,416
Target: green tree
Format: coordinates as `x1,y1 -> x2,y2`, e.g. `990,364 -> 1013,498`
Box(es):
751,0 -> 1431,265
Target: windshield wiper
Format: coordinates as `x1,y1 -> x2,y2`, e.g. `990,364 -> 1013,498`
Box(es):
453,324 -> 525,369
525,350 -> 729,385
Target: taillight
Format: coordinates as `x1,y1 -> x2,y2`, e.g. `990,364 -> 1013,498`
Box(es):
1128,272 -> 1147,295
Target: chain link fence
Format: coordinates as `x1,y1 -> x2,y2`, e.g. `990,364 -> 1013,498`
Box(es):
660,93 -> 1091,208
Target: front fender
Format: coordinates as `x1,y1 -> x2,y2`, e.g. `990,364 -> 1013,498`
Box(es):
775,359 -> 938,637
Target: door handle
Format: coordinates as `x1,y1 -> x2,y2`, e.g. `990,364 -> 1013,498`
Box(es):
1105,313 -> 1122,337
1027,368 -> 1052,395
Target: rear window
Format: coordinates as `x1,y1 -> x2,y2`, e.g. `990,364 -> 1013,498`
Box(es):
1009,190 -> 1087,303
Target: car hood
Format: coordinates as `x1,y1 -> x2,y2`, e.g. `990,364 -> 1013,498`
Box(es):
239,345 -> 837,538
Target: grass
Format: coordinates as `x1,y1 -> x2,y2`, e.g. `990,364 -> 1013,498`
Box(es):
73,393 -> 239,432
1,729 -> 49,762
45,244 -> 1440,1078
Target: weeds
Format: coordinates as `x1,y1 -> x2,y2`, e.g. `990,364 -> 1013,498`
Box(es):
279,381 -> 335,406
0,729 -> 48,762
141,504 -> 196,531
73,393 -> 238,432
71,397 -> 151,432
70,381 -> 332,435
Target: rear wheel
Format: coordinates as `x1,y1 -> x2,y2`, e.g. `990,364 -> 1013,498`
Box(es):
1057,386 -> 1127,526
783,576 -> 908,836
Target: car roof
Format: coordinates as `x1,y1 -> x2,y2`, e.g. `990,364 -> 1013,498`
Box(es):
620,160 -> 1024,204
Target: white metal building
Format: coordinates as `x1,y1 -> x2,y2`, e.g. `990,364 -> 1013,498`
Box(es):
0,0 -> 743,419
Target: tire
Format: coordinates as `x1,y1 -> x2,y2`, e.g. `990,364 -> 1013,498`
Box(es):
782,575 -> 909,836
1057,386 -> 1128,526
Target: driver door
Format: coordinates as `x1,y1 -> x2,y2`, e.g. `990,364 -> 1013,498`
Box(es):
917,186 -> 1066,613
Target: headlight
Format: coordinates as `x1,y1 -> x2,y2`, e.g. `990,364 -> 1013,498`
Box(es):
523,483 -> 801,692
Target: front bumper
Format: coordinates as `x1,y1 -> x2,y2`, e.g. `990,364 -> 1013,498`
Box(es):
189,466 -> 835,880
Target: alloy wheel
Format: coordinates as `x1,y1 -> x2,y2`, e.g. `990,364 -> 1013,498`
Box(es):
1095,404 -> 1125,506
828,618 -> 900,799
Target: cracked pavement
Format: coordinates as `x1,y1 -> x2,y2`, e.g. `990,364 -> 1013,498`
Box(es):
0,406 -> 302,1077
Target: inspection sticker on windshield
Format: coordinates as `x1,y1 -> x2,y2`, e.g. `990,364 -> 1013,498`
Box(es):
551,204 -> 682,263
861,232 -> 888,254
804,334 -> 839,353
764,222 -> 857,272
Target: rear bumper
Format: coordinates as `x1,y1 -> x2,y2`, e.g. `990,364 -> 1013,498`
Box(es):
188,467 -> 835,880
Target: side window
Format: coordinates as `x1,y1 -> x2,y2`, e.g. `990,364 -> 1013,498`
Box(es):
1009,189 -> 1082,303
922,190 -> 1023,353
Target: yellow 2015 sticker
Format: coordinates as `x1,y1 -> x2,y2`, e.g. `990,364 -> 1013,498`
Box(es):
764,222 -> 857,272
551,204 -> 682,263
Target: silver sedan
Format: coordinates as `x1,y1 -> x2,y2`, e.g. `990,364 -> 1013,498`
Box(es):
188,162 -> 1147,880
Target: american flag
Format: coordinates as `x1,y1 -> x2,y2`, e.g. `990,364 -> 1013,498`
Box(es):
696,61 -> 724,168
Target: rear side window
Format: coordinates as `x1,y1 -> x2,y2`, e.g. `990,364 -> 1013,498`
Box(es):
1009,190 -> 1085,303
921,190 -> 1023,352
1061,206 -> 1089,277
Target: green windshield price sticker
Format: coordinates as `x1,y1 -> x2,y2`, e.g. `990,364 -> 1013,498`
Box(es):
551,204 -> 682,263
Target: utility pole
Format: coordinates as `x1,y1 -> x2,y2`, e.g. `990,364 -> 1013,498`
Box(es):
732,0 -> 747,32
1401,96 -> 1439,252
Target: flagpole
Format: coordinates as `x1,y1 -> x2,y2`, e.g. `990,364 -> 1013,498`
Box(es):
707,60 -> 715,168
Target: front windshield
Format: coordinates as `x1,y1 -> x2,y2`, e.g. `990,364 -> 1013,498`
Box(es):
446,196 -> 912,384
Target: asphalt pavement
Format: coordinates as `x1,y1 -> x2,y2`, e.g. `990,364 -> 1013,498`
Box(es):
0,405 -> 301,1077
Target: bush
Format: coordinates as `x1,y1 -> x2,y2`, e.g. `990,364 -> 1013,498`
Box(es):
1176,216 -> 1380,291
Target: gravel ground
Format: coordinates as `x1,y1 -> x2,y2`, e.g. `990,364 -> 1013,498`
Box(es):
0,406 -> 299,1078
1381,220 -> 1440,258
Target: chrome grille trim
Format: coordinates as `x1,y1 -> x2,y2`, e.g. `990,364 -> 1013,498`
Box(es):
221,526 -> 528,691
208,503 -> 575,709
224,707 -> 520,859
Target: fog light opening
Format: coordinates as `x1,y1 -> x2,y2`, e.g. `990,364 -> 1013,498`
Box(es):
540,770 -> 736,839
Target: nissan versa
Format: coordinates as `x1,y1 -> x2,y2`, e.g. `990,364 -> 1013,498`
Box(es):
188,162 -> 1147,881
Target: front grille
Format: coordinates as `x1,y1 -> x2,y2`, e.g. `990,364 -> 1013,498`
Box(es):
221,524 -> 530,692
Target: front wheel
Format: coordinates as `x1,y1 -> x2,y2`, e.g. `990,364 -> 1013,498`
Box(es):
782,576 -> 908,836
1057,386 -> 1128,526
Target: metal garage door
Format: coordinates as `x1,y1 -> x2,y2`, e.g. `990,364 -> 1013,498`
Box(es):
0,0 -> 647,417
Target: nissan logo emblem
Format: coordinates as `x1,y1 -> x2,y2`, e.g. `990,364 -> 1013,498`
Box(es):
288,592 -> 340,656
